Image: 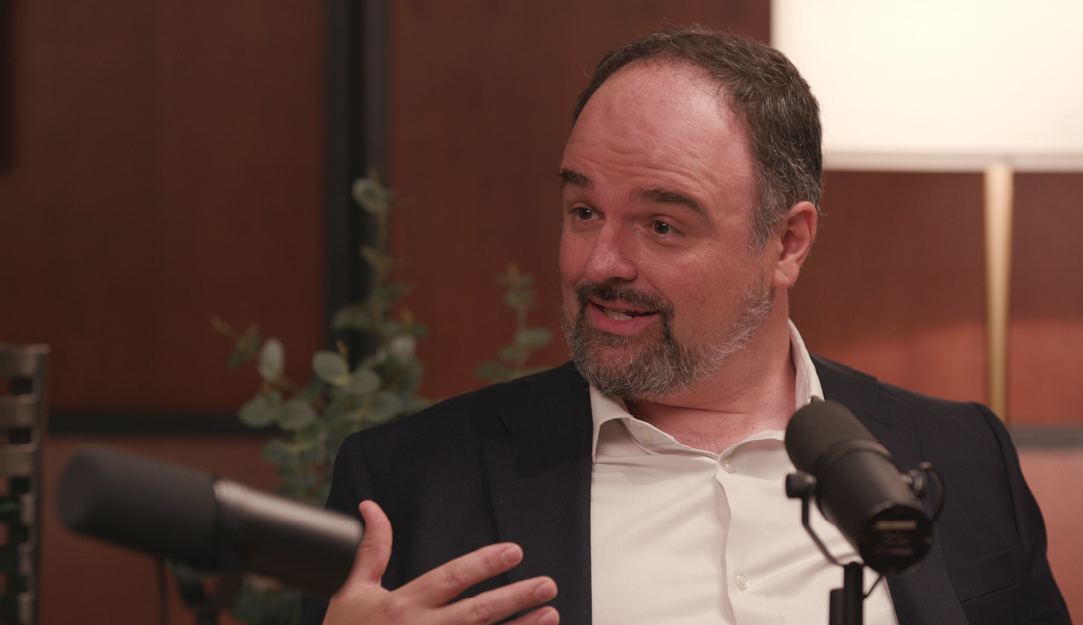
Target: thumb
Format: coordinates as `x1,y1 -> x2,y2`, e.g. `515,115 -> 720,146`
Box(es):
337,500 -> 393,593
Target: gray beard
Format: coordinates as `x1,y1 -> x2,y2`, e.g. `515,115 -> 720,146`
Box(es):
563,279 -> 773,401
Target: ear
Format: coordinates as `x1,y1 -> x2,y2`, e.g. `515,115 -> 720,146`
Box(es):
770,201 -> 818,289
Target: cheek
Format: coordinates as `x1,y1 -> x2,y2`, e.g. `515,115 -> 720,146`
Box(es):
560,288 -> 579,323
558,236 -> 582,317
558,233 -> 584,284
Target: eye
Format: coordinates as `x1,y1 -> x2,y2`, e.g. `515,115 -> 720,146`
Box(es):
573,207 -> 595,220
651,220 -> 673,235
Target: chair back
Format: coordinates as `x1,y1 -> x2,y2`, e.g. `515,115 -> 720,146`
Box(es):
0,344 -> 48,625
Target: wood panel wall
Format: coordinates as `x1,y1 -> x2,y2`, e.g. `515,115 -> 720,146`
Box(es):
791,172 -> 989,403
1009,173 -> 1083,423
0,1 -> 327,416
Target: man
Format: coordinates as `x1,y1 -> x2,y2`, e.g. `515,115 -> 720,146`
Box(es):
303,27 -> 1069,625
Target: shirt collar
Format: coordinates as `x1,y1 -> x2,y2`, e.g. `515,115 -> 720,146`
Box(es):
589,320 -> 823,461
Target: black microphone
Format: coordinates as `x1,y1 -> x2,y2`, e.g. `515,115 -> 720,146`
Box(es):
785,400 -> 933,575
57,447 -> 363,597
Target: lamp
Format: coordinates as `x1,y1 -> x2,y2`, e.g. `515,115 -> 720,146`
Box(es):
772,0 -> 1083,418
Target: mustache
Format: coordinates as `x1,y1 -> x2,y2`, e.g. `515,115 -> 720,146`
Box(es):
574,282 -> 673,316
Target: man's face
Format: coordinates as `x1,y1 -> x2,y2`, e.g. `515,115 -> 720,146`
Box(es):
559,61 -> 775,400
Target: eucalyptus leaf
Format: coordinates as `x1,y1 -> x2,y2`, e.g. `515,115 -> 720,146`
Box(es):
226,347 -> 253,370
374,282 -> 412,305
499,345 -> 521,363
325,429 -> 350,461
514,327 -> 553,349
297,375 -> 326,403
408,322 -> 429,339
346,367 -> 381,395
367,391 -> 403,423
313,351 -> 350,386
297,441 -> 325,467
281,470 -> 318,496
369,347 -> 389,366
405,396 -> 433,414
388,335 -> 417,362
352,177 -> 390,214
322,394 -> 359,423
227,325 -> 262,370
394,359 -> 425,396
326,407 -> 363,433
503,290 -> 530,309
278,398 -> 317,431
238,393 -> 281,428
261,438 -> 296,466
475,360 -> 514,383
360,246 -> 389,272
290,420 -> 324,446
331,304 -> 374,331
257,338 -> 285,381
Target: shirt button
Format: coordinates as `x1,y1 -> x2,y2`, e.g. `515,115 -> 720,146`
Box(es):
721,460 -> 736,473
637,427 -> 655,442
735,572 -> 748,590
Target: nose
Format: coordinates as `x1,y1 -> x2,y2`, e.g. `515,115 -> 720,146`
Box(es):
583,224 -> 637,285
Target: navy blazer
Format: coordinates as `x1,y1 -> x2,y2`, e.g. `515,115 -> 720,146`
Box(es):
303,357 -> 1069,624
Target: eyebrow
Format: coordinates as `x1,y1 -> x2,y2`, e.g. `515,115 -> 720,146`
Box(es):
558,168 -> 592,190
558,169 -> 706,217
636,187 -> 706,216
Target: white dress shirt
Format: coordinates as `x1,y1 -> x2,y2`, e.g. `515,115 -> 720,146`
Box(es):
589,321 -> 898,624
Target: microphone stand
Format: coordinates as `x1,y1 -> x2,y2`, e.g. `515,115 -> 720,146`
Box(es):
169,552 -> 244,625
786,463 -> 943,625
830,562 -> 865,625
786,472 -> 868,625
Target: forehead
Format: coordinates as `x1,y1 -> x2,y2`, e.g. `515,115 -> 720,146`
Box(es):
562,61 -> 756,216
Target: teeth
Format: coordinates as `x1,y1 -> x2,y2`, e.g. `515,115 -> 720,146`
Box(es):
603,308 -> 634,321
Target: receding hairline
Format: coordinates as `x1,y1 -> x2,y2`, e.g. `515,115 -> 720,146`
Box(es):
572,57 -> 739,128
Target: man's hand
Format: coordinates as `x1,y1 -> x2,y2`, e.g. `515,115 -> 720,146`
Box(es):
324,501 -> 559,625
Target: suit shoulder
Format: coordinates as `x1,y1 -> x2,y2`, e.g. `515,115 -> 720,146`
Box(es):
812,353 -> 995,427
340,362 -> 586,452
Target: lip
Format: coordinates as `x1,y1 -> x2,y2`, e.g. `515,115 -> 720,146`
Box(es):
585,299 -> 660,336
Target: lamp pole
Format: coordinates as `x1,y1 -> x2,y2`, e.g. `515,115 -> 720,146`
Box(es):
983,162 -> 1014,420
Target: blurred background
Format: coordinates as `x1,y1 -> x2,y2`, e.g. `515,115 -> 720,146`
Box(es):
1,0 -> 1080,623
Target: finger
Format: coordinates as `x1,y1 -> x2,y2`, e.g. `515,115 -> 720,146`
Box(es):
506,606 -> 560,625
444,576 -> 558,625
340,500 -> 393,589
401,542 -> 527,607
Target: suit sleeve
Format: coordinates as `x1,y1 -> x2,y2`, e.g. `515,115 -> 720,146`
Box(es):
299,432 -> 393,625
975,403 -> 1071,624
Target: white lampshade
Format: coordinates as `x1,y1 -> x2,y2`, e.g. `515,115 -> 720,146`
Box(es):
771,0 -> 1083,172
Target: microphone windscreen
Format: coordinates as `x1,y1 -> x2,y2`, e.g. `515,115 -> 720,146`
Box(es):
785,399 -> 879,476
58,447 -> 220,568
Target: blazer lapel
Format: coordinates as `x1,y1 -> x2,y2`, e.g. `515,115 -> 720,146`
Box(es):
480,364 -> 594,625
814,356 -> 968,625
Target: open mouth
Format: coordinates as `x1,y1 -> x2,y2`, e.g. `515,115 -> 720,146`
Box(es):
595,303 -> 658,321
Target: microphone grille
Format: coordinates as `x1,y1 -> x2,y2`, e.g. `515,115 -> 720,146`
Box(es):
58,447 -> 221,568
785,400 -> 877,473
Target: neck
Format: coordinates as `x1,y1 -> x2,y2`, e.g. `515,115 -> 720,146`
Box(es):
624,305 -> 796,454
